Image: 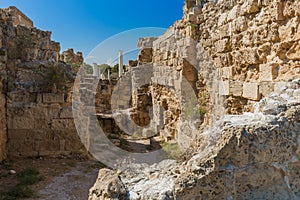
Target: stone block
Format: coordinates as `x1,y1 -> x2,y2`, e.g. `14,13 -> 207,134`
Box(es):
218,12 -> 228,26
12,116 -> 34,129
287,41 -> 300,60
259,63 -> 279,81
230,81 -> 243,97
221,67 -> 233,79
0,48 -> 7,63
216,38 -> 230,53
243,48 -> 260,65
219,24 -> 229,38
219,81 -> 230,96
60,107 -> 73,118
34,118 -> 51,129
274,82 -> 288,94
241,0 -> 259,15
260,82 -> 275,97
231,17 -> 248,33
293,89 -> 300,97
243,82 -> 260,100
51,119 -> 75,130
278,17 -> 300,41
227,5 -> 240,22
43,93 -> 64,104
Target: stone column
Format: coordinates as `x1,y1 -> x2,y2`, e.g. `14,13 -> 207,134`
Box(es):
119,50 -> 123,77
107,68 -> 110,80
93,63 -> 99,77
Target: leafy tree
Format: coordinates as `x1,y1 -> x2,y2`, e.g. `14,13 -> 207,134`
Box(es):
111,64 -> 119,73
84,63 -> 93,74
111,64 -> 127,73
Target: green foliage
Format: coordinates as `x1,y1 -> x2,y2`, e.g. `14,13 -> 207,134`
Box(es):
0,167 -> 43,200
99,64 -> 110,71
161,141 -> 183,160
198,90 -> 208,121
111,64 -> 119,73
16,168 -> 43,185
67,61 -> 81,69
184,97 -> 199,119
84,63 -> 93,74
110,64 -> 127,74
35,64 -> 71,92
1,185 -> 34,200
188,23 -> 199,28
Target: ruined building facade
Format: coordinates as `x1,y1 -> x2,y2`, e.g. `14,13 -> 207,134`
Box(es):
128,0 -> 300,146
89,0 -> 300,199
0,7 -> 86,161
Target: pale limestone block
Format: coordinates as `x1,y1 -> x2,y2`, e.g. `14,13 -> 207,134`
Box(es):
260,82 -> 275,97
219,81 -> 230,96
259,63 -> 279,81
230,81 -> 243,96
243,82 -> 260,100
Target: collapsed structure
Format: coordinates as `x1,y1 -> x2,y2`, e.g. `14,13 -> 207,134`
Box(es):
89,0 -> 300,199
0,1 -> 300,199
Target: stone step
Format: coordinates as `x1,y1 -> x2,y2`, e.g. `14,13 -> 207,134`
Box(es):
83,78 -> 98,84
85,75 -> 98,79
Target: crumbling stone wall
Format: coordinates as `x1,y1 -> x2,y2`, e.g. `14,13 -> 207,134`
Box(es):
0,43 -> 7,161
145,0 -> 300,144
1,6 -> 33,28
89,78 -> 300,200
89,0 -> 300,198
191,0 -> 300,112
0,7 -> 86,158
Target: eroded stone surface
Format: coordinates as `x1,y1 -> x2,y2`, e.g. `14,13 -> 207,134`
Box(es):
0,6 -> 86,160
90,78 -> 300,200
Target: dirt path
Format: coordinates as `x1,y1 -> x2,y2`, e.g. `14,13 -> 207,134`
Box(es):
33,161 -> 99,200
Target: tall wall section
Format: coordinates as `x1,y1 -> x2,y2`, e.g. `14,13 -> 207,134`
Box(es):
0,6 -> 87,159
0,28 -> 7,161
148,0 -> 300,144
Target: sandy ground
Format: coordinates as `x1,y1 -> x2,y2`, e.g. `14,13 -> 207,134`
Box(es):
0,157 -> 102,200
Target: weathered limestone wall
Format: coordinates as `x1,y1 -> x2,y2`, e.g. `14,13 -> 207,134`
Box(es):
146,0 -> 300,144
89,78 -> 300,200
191,0 -> 300,113
1,6 -> 33,28
0,7 -> 86,158
0,29 -> 7,161
151,29 -> 212,145
89,0 -> 300,199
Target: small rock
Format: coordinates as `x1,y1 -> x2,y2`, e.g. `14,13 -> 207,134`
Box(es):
8,170 -> 16,175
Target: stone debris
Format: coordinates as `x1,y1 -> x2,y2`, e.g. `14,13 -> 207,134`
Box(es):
89,78 -> 300,200
88,168 -> 127,200
0,1 -> 299,199
88,0 -> 300,197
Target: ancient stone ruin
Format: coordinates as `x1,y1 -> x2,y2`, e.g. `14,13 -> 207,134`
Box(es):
88,0 -> 300,199
0,6 -> 86,160
0,0 -> 300,199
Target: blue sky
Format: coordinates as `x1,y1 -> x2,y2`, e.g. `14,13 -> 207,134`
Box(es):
0,0 -> 184,62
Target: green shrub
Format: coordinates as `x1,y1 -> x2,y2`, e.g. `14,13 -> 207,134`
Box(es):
1,185 -> 34,199
161,142 -> 183,160
0,167 -> 43,200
